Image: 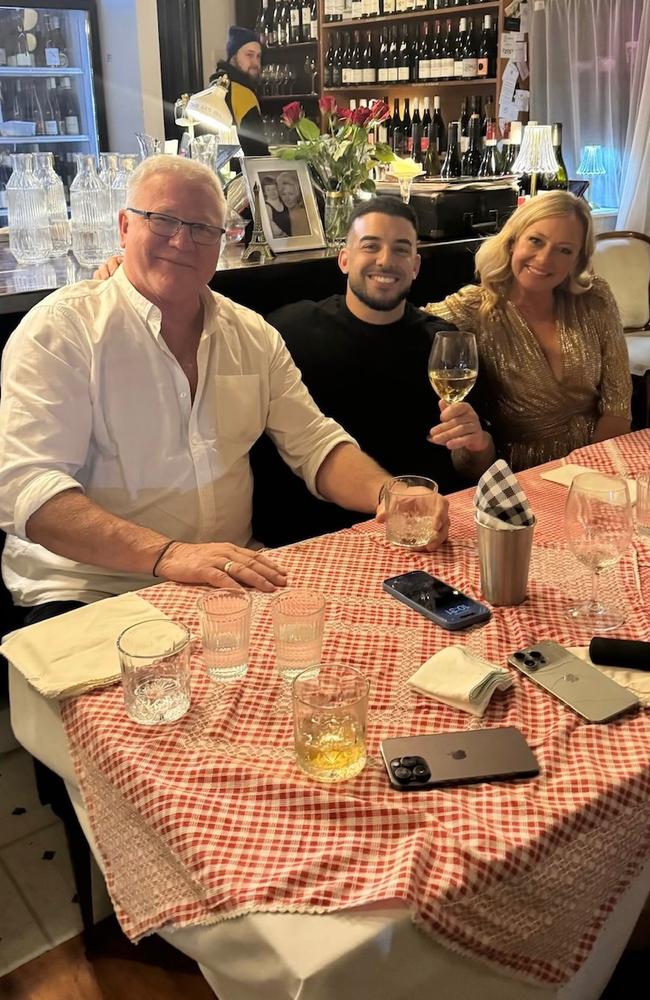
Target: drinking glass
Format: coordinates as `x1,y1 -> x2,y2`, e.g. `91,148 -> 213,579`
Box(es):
636,472 -> 650,537
117,619 -> 192,725
271,589 -> 325,681
384,475 -> 439,548
428,330 -> 479,403
292,664 -> 369,783
197,590 -> 251,681
564,472 -> 633,630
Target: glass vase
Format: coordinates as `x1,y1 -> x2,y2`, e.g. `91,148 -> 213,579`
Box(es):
324,190 -> 354,248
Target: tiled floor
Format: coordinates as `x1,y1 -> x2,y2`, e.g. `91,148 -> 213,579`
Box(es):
0,745 -> 113,977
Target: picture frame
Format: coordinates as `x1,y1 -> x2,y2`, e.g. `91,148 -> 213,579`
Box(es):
241,156 -> 326,253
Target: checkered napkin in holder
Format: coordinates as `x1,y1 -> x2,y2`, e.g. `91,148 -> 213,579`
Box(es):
474,459 -> 535,528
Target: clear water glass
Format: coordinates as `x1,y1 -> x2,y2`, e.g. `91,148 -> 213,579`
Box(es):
32,152 -> 70,258
385,476 -> 439,548
292,664 -> 369,783
271,589 -> 325,681
70,153 -> 114,267
197,590 -> 251,681
117,619 -> 192,725
7,152 -> 53,264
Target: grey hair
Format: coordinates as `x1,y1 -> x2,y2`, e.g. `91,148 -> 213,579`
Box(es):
126,154 -> 226,214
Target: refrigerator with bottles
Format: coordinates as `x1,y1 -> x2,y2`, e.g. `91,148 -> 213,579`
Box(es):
0,0 -> 107,217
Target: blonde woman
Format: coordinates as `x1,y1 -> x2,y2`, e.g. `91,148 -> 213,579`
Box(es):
425,192 -> 631,471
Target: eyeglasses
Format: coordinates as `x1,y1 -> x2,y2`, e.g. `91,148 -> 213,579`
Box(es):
126,208 -> 225,246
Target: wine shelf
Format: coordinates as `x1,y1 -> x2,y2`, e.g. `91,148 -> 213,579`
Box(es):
322,3 -> 500,30
324,78 -> 497,91
0,67 -> 84,77
265,40 -> 318,50
0,134 -> 89,144
260,93 -> 319,100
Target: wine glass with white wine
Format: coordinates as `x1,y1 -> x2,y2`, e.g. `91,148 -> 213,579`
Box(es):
564,472 -> 633,631
428,330 -> 479,404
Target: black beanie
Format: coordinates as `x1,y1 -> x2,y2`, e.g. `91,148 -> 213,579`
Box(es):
226,26 -> 259,60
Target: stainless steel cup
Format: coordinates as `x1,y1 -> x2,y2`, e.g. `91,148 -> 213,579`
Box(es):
475,513 -> 536,606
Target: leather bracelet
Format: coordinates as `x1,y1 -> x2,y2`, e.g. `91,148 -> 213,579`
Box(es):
152,540 -> 177,577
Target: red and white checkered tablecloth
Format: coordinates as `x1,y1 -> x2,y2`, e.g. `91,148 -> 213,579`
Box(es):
61,432 -> 650,987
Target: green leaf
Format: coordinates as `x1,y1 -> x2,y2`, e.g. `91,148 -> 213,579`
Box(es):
297,118 -> 321,141
374,146 -> 395,164
360,178 -> 376,193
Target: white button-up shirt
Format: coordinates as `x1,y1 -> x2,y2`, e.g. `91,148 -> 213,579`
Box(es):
0,268 -> 354,605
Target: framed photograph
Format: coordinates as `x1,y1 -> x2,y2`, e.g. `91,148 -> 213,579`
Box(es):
241,156 -> 326,253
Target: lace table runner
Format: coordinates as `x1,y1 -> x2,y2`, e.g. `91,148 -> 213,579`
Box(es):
61,432 -> 650,986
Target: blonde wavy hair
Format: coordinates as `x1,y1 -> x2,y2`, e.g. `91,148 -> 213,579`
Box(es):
474,192 -> 595,321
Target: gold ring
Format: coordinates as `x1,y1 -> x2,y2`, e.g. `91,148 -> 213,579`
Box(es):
223,560 -> 234,575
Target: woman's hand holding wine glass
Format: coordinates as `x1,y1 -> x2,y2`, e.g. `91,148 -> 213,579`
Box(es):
565,472 -> 633,631
427,330 -> 488,453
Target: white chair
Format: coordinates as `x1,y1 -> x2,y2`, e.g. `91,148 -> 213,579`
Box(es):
593,230 -> 650,425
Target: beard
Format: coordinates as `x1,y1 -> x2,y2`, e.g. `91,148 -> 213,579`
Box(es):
348,274 -> 410,313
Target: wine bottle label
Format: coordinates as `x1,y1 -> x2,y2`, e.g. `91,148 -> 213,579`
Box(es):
45,47 -> 61,67
362,68 -> 376,83
310,20 -> 318,38
460,137 -> 469,154
398,66 -> 409,80
462,59 -> 478,78
477,58 -> 488,77
16,53 -> 32,67
378,66 -> 387,82
45,119 -> 58,135
378,125 -> 388,143
302,5 -> 310,20
7,55 -> 17,67
352,68 -> 363,83
453,60 -> 463,77
421,136 -> 429,152
444,58 -> 454,76
65,115 -> 80,135
419,60 -> 430,79
342,68 -> 350,83
290,10 -> 299,26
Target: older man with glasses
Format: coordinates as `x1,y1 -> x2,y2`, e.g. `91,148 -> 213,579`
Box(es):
0,156 -> 440,627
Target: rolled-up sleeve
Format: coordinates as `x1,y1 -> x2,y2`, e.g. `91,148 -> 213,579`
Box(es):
0,304 -> 92,539
262,321 -> 357,498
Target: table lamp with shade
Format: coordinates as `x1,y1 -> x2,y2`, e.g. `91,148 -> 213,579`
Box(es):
177,75 -> 242,173
576,145 -> 607,208
511,122 -> 560,197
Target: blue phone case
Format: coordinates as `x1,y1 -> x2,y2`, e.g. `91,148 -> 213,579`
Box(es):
382,571 -> 491,631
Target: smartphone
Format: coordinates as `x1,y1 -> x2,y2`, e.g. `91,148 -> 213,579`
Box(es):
380,727 -> 540,791
382,570 -> 491,631
508,640 -> 639,723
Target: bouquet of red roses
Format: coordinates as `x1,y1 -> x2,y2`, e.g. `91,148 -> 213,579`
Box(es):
276,96 -> 394,195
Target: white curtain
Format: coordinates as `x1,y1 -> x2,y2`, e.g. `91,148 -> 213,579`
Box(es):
529,0 -> 650,229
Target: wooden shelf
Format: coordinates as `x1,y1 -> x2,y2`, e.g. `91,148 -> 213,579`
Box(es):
322,3 -> 500,30
264,40 -> 318,51
324,78 -> 497,92
260,93 -> 319,101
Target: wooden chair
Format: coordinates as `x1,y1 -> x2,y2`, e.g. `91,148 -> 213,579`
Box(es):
593,231 -> 650,427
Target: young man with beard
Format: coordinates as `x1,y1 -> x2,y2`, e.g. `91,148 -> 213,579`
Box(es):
210,26 -> 268,157
251,197 -> 495,546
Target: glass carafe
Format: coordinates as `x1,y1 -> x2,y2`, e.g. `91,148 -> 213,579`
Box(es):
110,154 -> 138,253
32,152 -> 70,258
135,133 -> 162,159
6,153 -> 53,264
69,154 -> 113,267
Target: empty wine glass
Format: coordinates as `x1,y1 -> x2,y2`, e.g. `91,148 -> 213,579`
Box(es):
428,330 -> 479,403
564,472 -> 633,631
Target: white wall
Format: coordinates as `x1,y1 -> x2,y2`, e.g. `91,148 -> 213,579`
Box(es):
96,0 -> 164,153
199,0 -> 235,86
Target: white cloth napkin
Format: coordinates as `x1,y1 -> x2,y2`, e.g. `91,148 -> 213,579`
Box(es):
408,645 -> 514,717
540,464 -> 638,503
568,647 -> 650,707
0,593 -> 169,700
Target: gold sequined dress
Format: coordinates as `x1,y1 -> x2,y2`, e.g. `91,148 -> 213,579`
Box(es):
424,276 -> 631,471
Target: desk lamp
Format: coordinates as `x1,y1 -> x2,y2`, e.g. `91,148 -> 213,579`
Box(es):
511,123 -> 559,197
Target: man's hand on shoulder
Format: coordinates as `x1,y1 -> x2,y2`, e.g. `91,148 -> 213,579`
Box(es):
156,541 -> 288,593
93,255 -> 123,280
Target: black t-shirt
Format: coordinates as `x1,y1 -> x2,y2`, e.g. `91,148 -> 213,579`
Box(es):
251,295 -> 485,547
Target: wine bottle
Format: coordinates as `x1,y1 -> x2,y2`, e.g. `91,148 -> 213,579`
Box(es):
341,32 -> 352,85
351,31 -> 363,84
332,32 -> 343,86
423,127 -> 442,176
44,77 -> 61,135
377,95 -> 389,143
421,96 -> 432,133
461,114 -> 482,176
397,24 -> 410,82
453,19 -> 466,80
388,26 -> 399,84
323,33 -> 334,88
58,76 -> 80,135
411,123 -> 423,165
378,30 -> 389,84
256,1 -> 269,46
362,31 -> 376,84
478,121 -> 500,177
402,97 -> 412,138
442,20 -> 455,80
290,0 -> 301,44
44,14 -> 69,68
481,95 -> 495,136
462,17 -> 478,79
547,122 -> 570,190
441,122 -> 462,178
392,98 -> 405,156
432,95 -> 446,152
301,2 -> 311,42
459,97 -> 469,153
418,22 -> 431,82
429,20 -> 441,81
477,14 -> 496,78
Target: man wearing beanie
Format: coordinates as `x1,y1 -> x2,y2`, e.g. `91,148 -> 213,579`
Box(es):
210,26 -> 269,157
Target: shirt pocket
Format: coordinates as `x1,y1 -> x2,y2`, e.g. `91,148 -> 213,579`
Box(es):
209,374 -> 264,449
